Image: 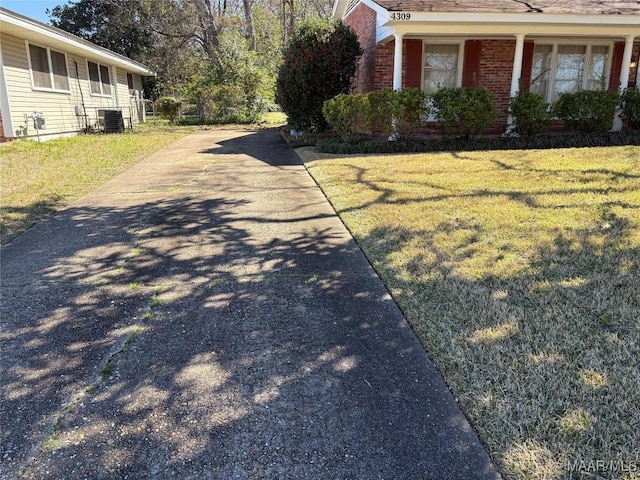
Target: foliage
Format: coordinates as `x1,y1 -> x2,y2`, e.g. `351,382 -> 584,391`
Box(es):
552,90 -> 621,133
156,97 -> 181,122
49,0 -> 289,102
276,18 -> 362,131
367,89 -> 396,137
49,0 -> 152,59
392,88 -> 429,140
335,88 -> 428,140
509,92 -> 554,136
621,88 -> 640,129
318,131 -> 640,154
431,87 -> 497,138
185,30 -> 269,123
323,94 -> 370,143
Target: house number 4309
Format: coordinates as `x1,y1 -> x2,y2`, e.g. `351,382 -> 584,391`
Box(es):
390,12 -> 411,20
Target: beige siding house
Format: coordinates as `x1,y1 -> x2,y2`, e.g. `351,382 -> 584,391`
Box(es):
0,7 -> 154,142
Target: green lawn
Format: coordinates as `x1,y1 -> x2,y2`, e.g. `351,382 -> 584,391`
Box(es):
0,123 -> 199,245
299,145 -> 640,480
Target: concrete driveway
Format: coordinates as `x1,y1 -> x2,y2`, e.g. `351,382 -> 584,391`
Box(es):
1,128 -> 500,479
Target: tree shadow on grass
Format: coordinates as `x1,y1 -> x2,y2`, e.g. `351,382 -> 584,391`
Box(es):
0,128 -> 498,479
356,205 -> 639,478
1,195 -> 66,246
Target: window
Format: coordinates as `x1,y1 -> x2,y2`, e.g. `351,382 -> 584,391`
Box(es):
126,72 -> 135,97
530,43 -> 610,102
27,43 -> 69,92
87,61 -> 112,96
423,44 -> 459,94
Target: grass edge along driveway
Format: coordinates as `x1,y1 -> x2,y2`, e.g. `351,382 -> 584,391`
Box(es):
298,145 -> 640,480
0,124 -> 198,246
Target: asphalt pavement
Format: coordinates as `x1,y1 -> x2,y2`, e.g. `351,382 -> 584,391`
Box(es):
0,128 -> 501,479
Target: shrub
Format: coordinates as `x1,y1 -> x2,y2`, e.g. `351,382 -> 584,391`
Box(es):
317,131 -> 640,154
276,18 -> 362,131
365,88 -> 429,139
184,30 -> 269,124
393,88 -> 429,140
367,89 -> 396,137
322,94 -> 370,143
621,89 -> 640,129
431,87 -> 497,138
552,90 -> 620,133
156,97 -> 181,122
509,92 -> 554,136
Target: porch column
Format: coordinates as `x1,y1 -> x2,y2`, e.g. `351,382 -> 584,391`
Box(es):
510,34 -> 526,98
506,34 -> 526,131
393,33 -> 404,90
613,35 -> 636,131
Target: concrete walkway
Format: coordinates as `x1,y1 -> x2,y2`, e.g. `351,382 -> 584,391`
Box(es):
1,129 -> 500,479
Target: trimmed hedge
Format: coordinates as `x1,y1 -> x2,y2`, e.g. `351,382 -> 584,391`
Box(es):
322,93 -> 370,143
621,89 -> 640,129
431,87 -> 497,138
552,90 -> 621,133
509,92 -> 554,137
318,131 -> 640,154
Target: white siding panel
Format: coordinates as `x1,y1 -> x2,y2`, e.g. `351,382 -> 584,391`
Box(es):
2,33 -> 86,139
2,32 -> 148,139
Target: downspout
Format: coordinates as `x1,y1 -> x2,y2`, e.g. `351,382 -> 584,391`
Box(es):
74,59 -> 89,133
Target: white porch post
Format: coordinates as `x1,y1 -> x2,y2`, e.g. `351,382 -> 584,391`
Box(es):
506,34 -> 526,131
393,33 -> 404,90
613,35 -> 636,131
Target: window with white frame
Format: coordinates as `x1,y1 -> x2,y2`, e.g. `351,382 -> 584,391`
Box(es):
87,60 -> 112,96
27,43 -> 70,92
423,44 -> 460,94
530,43 -> 610,102
126,72 -> 135,97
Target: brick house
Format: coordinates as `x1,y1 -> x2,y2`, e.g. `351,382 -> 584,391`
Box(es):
334,0 -> 640,131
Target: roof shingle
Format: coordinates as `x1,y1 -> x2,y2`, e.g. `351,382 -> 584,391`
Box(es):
373,0 -> 640,14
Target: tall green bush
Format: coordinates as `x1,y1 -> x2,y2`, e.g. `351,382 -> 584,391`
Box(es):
393,88 -> 429,140
367,89 -> 396,137
184,30 -> 268,124
552,90 -> 620,133
431,87 -> 497,138
621,89 -> 640,129
156,97 -> 181,122
366,88 -> 429,139
509,92 -> 554,136
276,18 -> 362,131
322,94 -> 370,143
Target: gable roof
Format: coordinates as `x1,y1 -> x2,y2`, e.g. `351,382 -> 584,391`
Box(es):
0,7 -> 154,76
372,0 -> 640,14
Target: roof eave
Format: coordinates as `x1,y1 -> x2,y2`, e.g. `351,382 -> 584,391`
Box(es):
0,7 -> 155,76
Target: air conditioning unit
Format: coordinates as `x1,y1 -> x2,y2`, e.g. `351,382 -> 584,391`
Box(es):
103,110 -> 124,133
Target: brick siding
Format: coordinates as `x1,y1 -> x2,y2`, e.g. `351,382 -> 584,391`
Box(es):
344,3 -> 377,92
342,13 -> 640,132
477,39 -> 517,127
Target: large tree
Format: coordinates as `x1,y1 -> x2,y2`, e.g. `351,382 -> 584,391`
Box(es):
48,0 -> 153,59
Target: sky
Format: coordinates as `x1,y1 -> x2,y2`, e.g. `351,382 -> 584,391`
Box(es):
1,0 -> 67,23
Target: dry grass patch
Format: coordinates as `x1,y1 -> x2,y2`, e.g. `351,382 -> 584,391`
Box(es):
299,145 -> 640,480
1,124 -> 197,245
